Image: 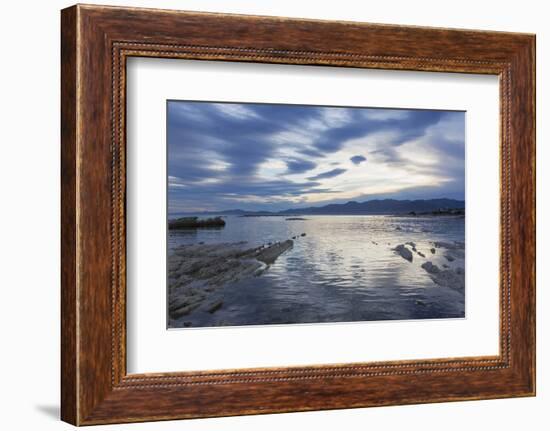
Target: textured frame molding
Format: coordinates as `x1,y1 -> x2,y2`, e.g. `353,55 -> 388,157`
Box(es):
61,4 -> 535,425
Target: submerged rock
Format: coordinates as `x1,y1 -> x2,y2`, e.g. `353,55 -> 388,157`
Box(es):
207,300 -> 224,314
434,241 -> 465,261
406,241 -> 417,250
393,244 -> 413,262
444,254 -> 455,262
421,261 -> 440,274
256,240 -> 293,264
434,241 -> 465,250
421,261 -> 465,291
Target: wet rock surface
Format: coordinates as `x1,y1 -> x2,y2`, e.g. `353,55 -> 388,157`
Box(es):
166,215 -> 465,328
393,244 -> 413,262
392,240 -> 465,291
168,216 -> 225,229
168,240 -> 294,320
421,261 -> 465,291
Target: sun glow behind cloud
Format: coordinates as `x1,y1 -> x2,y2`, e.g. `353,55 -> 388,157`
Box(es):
167,101 -> 465,213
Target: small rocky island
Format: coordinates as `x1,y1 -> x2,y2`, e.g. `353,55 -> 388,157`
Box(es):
168,216 -> 225,229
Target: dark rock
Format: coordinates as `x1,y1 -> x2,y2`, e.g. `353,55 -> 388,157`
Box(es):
393,244 -> 413,262
207,300 -> 223,314
170,301 -> 202,319
256,240 -> 294,264
421,261 -> 440,274
421,261 -> 465,291
168,216 -> 225,229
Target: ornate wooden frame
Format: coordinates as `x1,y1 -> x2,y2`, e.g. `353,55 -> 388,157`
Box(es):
61,4 -> 536,425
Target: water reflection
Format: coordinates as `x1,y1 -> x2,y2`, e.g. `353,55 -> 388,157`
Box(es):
168,215 -> 465,328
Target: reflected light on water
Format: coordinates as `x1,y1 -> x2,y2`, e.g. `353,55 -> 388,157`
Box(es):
168,215 -> 465,327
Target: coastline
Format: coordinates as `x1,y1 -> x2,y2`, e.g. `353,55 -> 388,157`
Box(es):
168,216 -> 465,328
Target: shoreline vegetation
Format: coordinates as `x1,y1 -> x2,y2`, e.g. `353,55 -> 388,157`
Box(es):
167,214 -> 465,327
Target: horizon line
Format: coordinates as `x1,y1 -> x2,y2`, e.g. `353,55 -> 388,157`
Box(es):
168,197 -> 465,215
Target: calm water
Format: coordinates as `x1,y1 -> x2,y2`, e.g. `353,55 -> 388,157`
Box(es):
168,215 -> 465,327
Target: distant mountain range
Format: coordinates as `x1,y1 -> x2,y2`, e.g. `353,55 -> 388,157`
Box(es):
171,198 -> 465,217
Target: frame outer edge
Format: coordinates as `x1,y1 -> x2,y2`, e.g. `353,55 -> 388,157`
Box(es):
61,5 -> 80,426
61,4 -> 536,425
526,35 -> 536,395
531,34 -> 536,396
504,35 -> 536,396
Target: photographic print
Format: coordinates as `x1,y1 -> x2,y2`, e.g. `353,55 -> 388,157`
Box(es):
167,101 -> 465,329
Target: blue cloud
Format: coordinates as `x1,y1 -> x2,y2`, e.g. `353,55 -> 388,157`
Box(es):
285,159 -> 317,174
350,155 -> 367,165
167,101 -> 465,212
307,168 -> 347,181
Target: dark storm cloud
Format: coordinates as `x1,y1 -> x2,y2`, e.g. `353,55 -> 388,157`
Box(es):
167,101 -> 465,212
350,155 -> 367,165
286,159 -> 317,174
311,109 -> 445,153
307,168 -> 347,181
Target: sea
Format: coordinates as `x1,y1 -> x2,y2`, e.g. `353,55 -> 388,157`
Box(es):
168,215 -> 465,327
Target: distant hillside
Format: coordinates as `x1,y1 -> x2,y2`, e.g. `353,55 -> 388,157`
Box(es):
279,199 -> 464,215
170,198 -> 465,217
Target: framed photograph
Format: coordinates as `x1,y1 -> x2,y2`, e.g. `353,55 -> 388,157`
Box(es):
61,4 -> 536,425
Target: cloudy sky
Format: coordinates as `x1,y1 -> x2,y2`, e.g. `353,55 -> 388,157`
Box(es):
167,101 -> 465,214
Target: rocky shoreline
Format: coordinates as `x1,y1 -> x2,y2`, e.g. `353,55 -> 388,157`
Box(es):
168,231 -> 465,326
168,237 -> 299,321
392,240 -> 465,291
